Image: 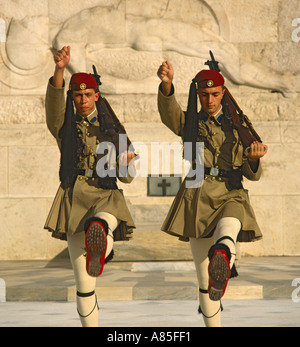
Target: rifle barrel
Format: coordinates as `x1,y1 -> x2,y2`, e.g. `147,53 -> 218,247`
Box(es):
224,87 -> 242,113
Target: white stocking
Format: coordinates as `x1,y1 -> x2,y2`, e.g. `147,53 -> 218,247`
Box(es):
189,217 -> 241,327
67,213 -> 119,327
94,212 -> 119,259
190,237 -> 221,327
68,231 -> 98,327
68,212 -> 119,327
214,217 -> 241,268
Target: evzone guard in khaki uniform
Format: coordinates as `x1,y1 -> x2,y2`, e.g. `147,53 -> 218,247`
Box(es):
44,46 -> 137,327
157,56 -> 268,327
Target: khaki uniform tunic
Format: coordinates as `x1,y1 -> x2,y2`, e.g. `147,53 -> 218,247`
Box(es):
158,87 -> 262,243
44,80 -> 135,241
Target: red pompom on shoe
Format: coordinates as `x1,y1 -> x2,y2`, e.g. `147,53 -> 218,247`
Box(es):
208,245 -> 231,301
85,221 -> 107,277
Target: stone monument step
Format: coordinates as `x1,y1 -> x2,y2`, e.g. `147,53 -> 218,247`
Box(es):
113,223 -> 193,262
2,257 -> 298,302
6,279 -> 263,302
5,261 -> 262,302
0,278 -> 6,303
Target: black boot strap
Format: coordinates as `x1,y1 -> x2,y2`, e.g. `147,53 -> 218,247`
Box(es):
216,235 -> 236,245
77,291 -> 99,318
77,290 -> 95,298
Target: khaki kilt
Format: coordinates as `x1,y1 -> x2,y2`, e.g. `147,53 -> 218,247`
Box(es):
161,176 -> 262,243
44,177 -> 135,241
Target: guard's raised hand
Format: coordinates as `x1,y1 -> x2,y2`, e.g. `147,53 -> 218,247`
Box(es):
118,151 -> 139,167
157,61 -> 174,96
54,46 -> 71,70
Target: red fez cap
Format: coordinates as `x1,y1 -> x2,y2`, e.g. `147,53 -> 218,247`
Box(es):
69,73 -> 98,91
194,70 -> 225,88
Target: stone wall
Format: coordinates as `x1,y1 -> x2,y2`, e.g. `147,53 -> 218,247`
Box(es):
0,0 -> 299,260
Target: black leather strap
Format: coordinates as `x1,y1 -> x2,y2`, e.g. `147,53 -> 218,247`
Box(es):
199,288 -> 209,294
77,290 -> 95,298
76,291 -> 99,318
216,236 -> 236,245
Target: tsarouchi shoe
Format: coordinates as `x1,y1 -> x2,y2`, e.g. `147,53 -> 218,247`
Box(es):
85,221 -> 108,277
208,244 -> 231,301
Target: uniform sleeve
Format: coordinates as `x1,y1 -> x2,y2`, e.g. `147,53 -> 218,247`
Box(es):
116,164 -> 135,184
242,159 -> 262,181
45,78 -> 66,142
157,84 -> 186,136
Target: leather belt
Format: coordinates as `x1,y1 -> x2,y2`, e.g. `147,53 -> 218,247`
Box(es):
204,167 -> 229,178
76,169 -> 118,190
77,169 -> 97,178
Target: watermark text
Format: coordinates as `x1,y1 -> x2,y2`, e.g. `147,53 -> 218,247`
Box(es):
291,278 -> 300,303
0,19 -> 5,43
292,18 -> 300,42
95,135 -> 204,188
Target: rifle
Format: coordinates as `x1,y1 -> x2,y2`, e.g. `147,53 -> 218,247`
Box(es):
205,51 -> 262,154
91,64 -> 102,86
90,65 -> 136,157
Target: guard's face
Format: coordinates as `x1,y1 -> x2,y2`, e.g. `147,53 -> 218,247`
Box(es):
198,86 -> 225,116
72,89 -> 100,117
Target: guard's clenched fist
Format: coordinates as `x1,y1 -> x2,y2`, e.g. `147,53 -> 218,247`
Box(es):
54,46 -> 71,70
157,61 -> 174,96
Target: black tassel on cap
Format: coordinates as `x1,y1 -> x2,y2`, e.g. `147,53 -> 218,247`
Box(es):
183,79 -> 199,163
59,90 -> 81,187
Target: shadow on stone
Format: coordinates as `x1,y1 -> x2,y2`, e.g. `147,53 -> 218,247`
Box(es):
45,248 -> 72,269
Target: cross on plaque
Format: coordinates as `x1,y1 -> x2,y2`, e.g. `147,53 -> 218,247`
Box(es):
147,176 -> 181,197
157,179 -> 171,196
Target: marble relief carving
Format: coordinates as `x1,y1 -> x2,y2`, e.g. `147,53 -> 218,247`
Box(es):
0,0 -> 298,95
